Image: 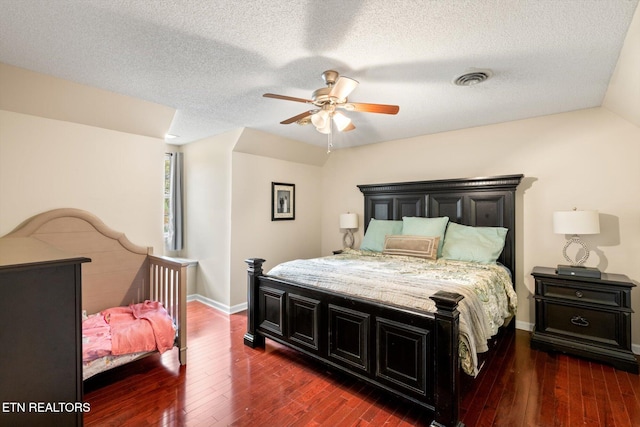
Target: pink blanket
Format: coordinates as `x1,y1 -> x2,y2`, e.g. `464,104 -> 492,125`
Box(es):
82,300 -> 175,362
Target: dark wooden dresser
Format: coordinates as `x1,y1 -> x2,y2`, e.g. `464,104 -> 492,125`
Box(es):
0,237 -> 90,426
531,266 -> 638,373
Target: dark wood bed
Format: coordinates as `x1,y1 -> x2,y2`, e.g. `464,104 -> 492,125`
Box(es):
243,174 -> 523,427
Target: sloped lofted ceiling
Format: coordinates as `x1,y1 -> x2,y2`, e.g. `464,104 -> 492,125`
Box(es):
0,0 -> 638,149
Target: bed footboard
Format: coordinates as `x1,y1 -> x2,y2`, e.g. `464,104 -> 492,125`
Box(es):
244,258 -> 464,427
149,255 -> 188,365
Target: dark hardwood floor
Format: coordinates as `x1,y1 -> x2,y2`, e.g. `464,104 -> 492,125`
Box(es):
84,301 -> 640,426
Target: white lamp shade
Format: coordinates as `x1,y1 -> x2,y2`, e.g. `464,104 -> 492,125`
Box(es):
340,213 -> 359,229
332,111 -> 352,132
553,210 -> 600,235
330,76 -> 359,100
311,110 -> 329,128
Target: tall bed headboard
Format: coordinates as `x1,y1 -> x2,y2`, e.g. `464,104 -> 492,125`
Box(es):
358,174 -> 523,280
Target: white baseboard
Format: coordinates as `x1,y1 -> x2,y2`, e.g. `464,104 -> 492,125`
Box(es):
515,320 -> 534,332
187,294 -> 247,314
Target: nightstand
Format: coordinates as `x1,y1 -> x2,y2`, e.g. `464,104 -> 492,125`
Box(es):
531,266 -> 639,373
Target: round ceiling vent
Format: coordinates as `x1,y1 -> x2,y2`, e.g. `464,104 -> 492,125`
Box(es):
453,69 -> 493,86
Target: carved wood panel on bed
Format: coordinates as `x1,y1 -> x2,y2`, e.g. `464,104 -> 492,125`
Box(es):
245,175 -> 523,427
358,174 -> 520,280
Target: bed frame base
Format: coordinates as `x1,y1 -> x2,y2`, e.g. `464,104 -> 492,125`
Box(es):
244,258 -> 465,427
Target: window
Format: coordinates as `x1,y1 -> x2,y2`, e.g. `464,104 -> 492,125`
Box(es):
164,152 -> 184,251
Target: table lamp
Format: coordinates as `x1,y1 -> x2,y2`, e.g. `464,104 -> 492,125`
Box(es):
553,209 -> 601,278
340,213 -> 359,249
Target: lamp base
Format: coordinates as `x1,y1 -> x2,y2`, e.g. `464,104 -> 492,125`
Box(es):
556,264 -> 601,279
343,230 -> 354,249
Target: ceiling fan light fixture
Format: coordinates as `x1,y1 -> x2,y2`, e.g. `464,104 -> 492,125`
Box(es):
332,111 -> 352,132
311,109 -> 329,128
296,116 -> 311,126
330,76 -> 359,100
316,121 -> 332,134
263,69 -> 399,151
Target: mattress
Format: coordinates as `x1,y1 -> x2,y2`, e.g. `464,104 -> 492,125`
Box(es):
267,248 -> 517,376
83,351 -> 151,380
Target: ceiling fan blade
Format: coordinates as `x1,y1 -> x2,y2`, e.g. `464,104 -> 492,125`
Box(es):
329,76 -> 359,100
280,110 -> 313,124
346,102 -> 399,115
263,93 -> 313,104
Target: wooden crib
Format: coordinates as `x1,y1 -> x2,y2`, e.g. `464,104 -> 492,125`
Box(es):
3,208 -> 188,377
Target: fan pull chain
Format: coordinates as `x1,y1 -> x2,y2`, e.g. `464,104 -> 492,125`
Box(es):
327,116 -> 333,153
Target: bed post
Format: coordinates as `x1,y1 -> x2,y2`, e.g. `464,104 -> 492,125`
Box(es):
244,258 -> 266,348
430,291 -> 465,427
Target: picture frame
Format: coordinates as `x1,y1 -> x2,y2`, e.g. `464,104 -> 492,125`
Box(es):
271,182 -> 295,221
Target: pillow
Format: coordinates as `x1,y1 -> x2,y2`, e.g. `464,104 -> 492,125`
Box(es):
401,216 -> 449,257
360,219 -> 403,252
441,222 -> 508,264
382,235 -> 440,259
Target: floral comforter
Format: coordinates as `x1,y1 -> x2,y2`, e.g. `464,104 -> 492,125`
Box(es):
267,248 -> 517,376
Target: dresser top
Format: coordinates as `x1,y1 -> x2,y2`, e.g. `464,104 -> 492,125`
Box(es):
0,237 -> 90,269
532,266 -> 635,287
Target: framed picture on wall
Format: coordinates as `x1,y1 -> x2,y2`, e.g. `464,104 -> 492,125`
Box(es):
271,182 -> 295,221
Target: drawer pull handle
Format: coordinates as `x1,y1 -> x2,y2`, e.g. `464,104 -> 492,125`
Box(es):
575,291 -> 583,298
570,315 -> 589,327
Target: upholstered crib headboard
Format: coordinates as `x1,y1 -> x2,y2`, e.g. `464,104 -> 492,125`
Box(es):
3,208 -> 152,314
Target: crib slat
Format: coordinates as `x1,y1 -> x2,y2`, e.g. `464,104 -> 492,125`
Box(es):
148,255 -> 189,365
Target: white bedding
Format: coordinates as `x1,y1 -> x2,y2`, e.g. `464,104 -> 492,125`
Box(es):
267,248 -> 517,376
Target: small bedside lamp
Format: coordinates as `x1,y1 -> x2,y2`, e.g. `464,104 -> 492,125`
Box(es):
340,213 -> 359,249
553,209 -> 601,278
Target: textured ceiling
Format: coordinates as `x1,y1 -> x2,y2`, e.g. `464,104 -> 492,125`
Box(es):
0,0 -> 638,148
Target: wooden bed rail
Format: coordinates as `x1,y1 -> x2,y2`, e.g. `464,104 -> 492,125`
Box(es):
149,255 -> 189,365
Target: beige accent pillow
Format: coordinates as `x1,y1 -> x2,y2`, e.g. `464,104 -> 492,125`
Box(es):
382,235 -> 440,259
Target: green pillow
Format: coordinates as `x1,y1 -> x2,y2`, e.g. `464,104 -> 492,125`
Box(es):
441,222 -> 508,264
360,219 -> 403,252
401,216 -> 449,257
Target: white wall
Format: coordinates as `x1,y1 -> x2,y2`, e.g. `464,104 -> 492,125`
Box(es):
230,151 -> 323,308
180,128 -> 324,311
0,110 -> 166,251
180,129 -> 240,307
320,107 -> 640,346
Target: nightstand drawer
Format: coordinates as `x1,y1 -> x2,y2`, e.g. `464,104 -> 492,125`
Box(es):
538,279 -> 622,307
539,301 -> 622,347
